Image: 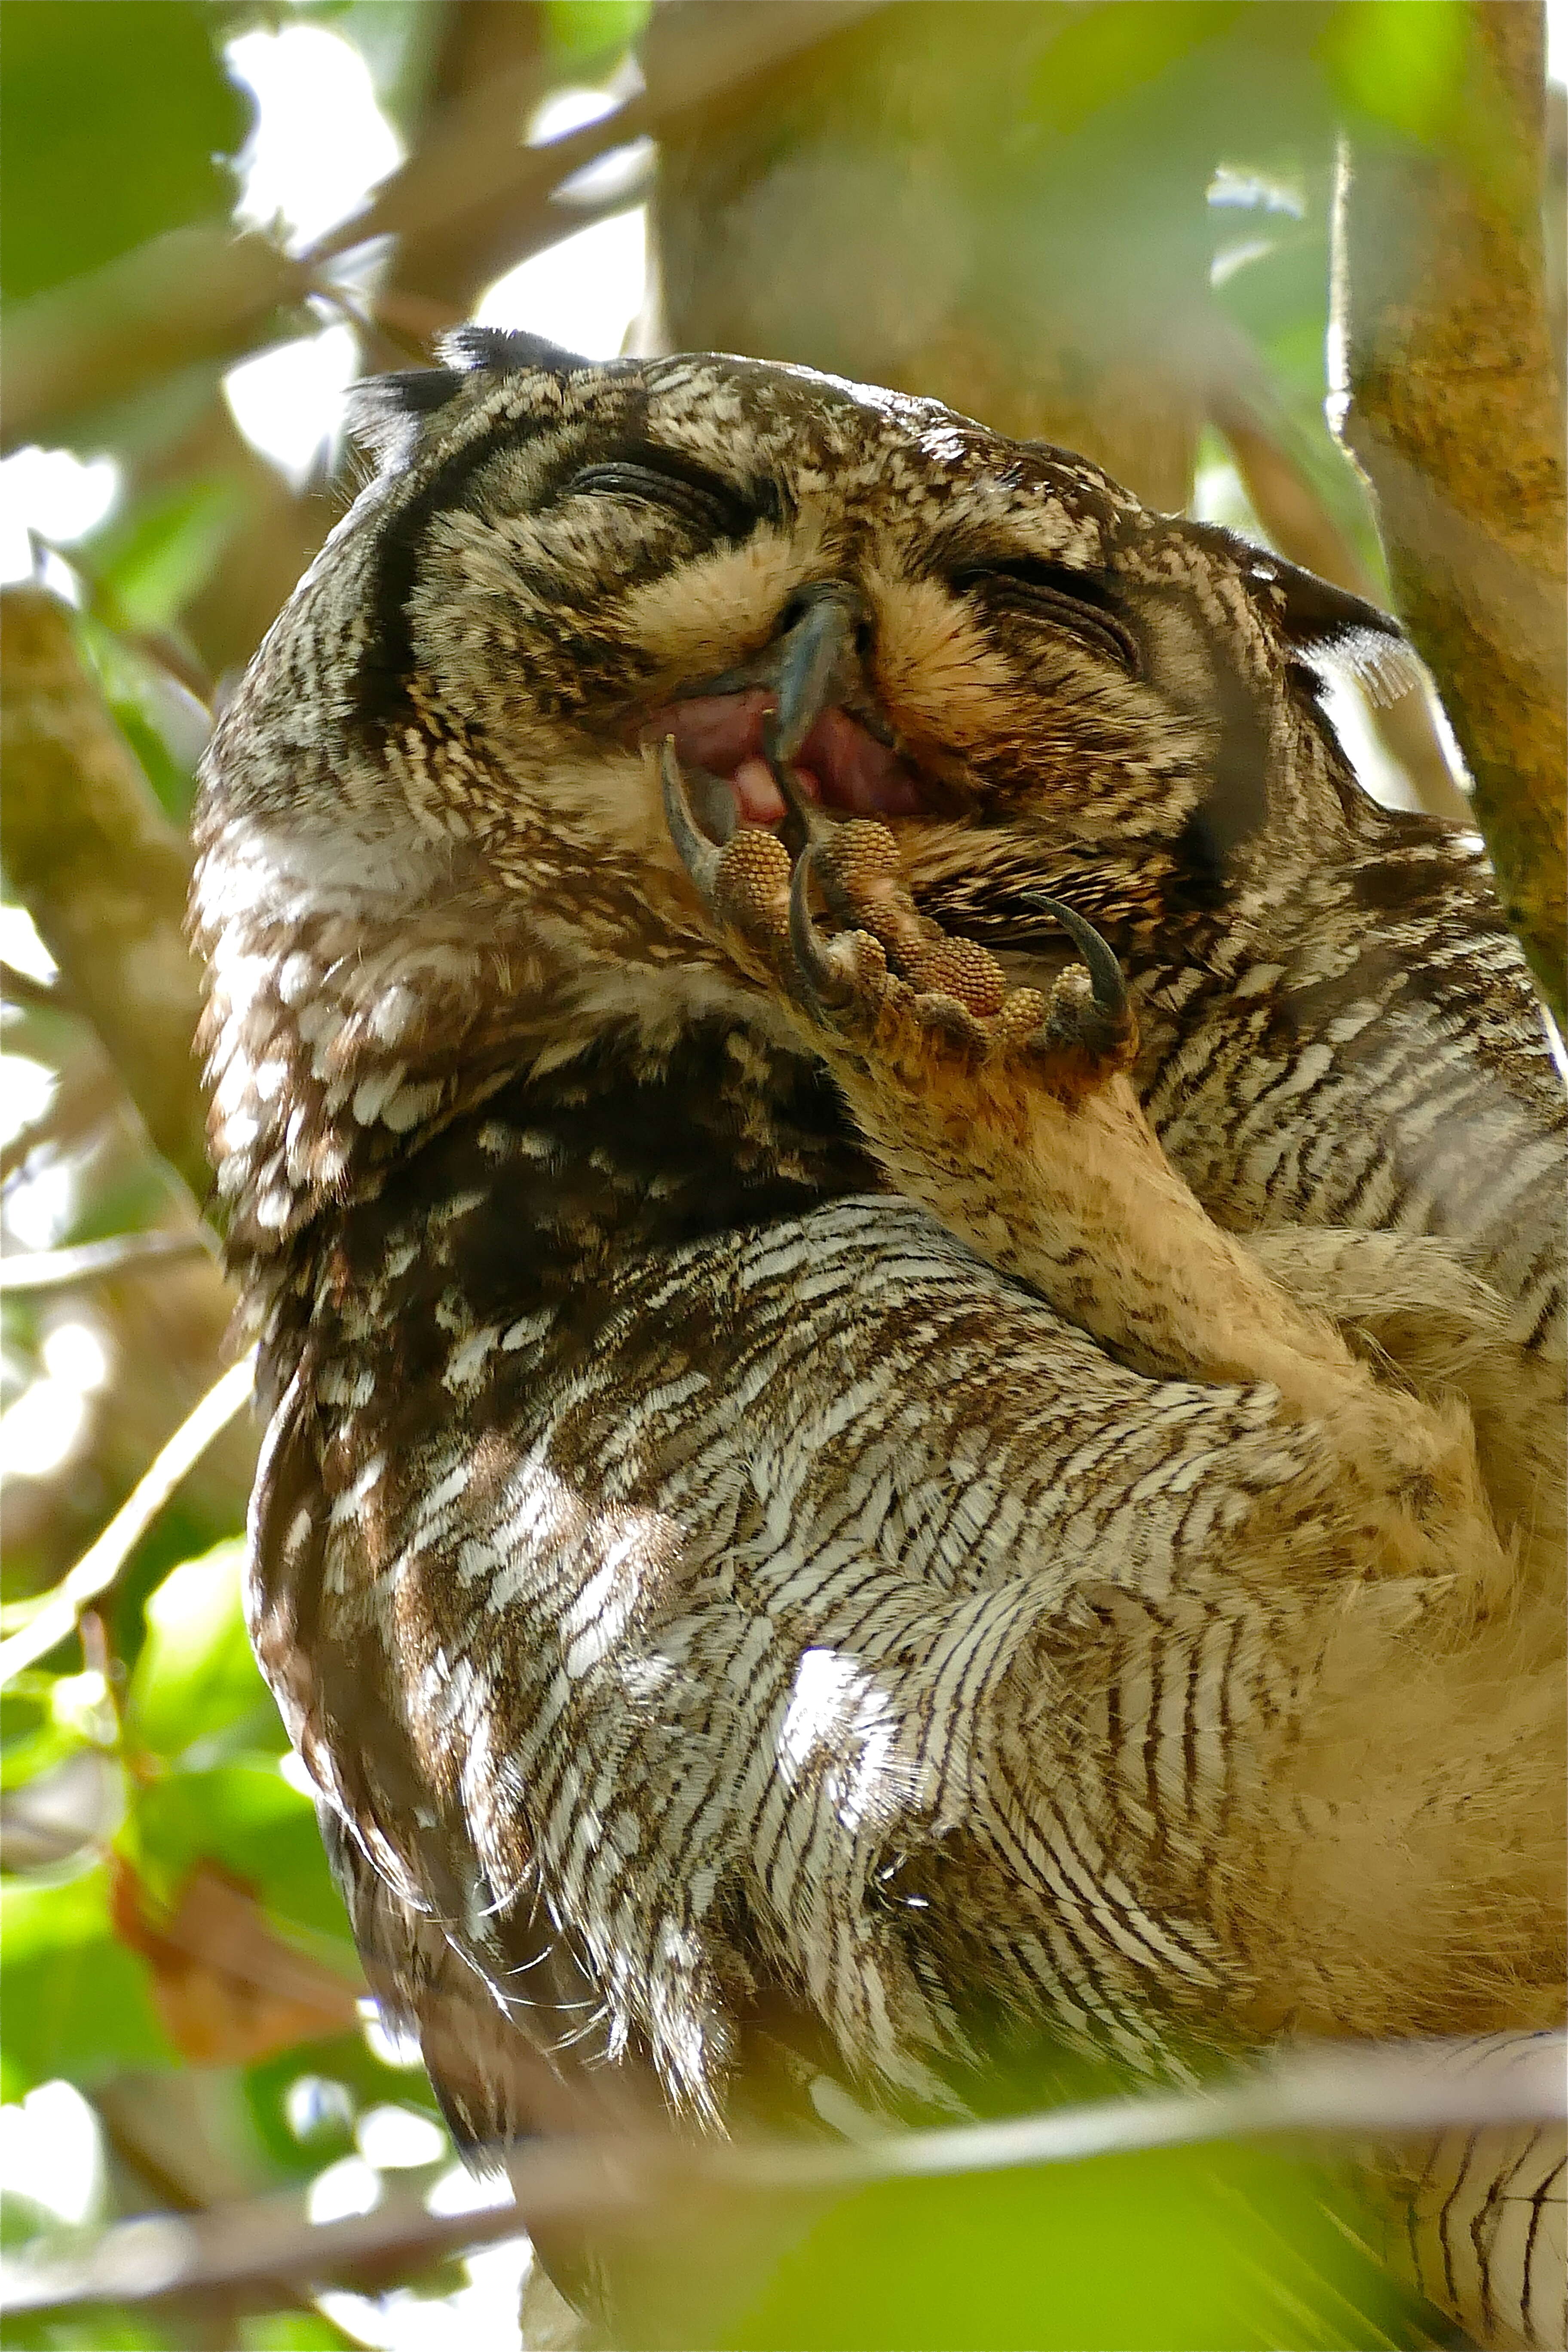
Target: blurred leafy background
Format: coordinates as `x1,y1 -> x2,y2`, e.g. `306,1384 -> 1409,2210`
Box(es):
0,3 -> 1562,2346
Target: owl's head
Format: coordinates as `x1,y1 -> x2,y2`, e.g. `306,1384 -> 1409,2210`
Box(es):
193,331 -> 1404,1244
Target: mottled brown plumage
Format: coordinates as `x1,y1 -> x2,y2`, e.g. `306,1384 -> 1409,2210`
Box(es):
192,332 -> 1564,2345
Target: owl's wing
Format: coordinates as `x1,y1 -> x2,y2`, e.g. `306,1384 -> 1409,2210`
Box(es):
249,1179 -> 1497,2100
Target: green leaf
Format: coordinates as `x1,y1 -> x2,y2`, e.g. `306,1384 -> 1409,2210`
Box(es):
0,1686 -> 85,1793
0,1865 -> 176,2093
0,2 -> 253,303
1,2313 -> 181,2352
126,1542 -> 282,1763
84,477 -> 251,636
1317,0 -> 1470,149
122,1765 -> 355,1958
240,2315 -> 363,2351
1028,3 -> 1243,139
727,2138 -> 1429,2352
545,0 -> 650,68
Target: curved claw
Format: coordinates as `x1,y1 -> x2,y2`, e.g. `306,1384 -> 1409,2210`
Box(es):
789,843 -> 855,1010
660,736 -> 722,900
1030,893 -> 1129,1020
762,708 -> 831,861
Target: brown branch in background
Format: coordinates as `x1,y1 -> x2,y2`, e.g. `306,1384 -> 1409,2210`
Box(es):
0,586 -> 212,1201
652,3 -> 1212,508
0,1231 -> 217,1292
306,0 -> 882,282
0,1053 -> 123,1187
4,2032 -> 1561,2320
0,957 -> 69,1017
0,227 -> 313,459
1212,400 -> 1472,824
371,0 -> 551,326
0,1354 -> 255,1686
1332,1 -> 1566,1022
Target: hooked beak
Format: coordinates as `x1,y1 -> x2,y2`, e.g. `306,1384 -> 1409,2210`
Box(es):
687,583 -> 870,753
645,582 -> 925,845
766,585 -> 870,762
673,584 -> 875,851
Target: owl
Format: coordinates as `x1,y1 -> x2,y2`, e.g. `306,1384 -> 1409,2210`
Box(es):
192,331 -> 1564,2345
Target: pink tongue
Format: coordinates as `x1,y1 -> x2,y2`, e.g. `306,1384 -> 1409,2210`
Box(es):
800,706 -> 924,816
655,691 -> 769,772
732,757 -> 786,826
646,694 -> 920,824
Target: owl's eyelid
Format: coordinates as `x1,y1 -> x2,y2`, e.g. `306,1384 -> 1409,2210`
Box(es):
946,551 -> 1116,598
561,453 -> 774,536
947,554 -> 1140,676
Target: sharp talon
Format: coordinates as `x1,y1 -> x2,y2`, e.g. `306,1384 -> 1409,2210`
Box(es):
661,737 -> 722,897
686,763 -> 738,845
789,843 -> 855,1009
1031,894 -> 1129,1020
762,708 -> 830,860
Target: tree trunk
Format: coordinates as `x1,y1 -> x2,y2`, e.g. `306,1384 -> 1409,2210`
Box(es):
1333,0 -> 1566,1023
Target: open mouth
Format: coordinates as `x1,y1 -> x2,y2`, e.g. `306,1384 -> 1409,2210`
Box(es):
642,687 -> 925,832
637,582 -> 933,845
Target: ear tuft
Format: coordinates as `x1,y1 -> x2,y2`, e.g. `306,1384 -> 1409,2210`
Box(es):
1324,624 -> 1426,709
346,366 -> 466,465
1247,552 -> 1422,704
436,326 -> 591,378
345,330 -> 599,469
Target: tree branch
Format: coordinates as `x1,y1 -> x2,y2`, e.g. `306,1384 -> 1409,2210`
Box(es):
0,227 -> 314,459
1,588 -> 212,1202
0,1352 -> 255,1686
652,3 -> 1214,508
1,2 -> 883,453
0,958 -> 68,1017
1332,2 -> 1565,1020
0,1231 -> 217,1293
3,2032 -> 1559,2318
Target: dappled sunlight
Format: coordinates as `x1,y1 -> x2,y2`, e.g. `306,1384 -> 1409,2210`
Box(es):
0,447 -> 119,585
223,320 -> 362,491
0,2079 -> 106,2230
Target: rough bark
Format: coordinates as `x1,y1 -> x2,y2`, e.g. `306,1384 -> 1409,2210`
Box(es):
1333,1 -> 1566,1023
0,586 -> 210,1203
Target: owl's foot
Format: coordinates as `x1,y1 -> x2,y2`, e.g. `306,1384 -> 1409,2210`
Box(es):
659,745 -> 1513,1594
660,738 -> 1135,1099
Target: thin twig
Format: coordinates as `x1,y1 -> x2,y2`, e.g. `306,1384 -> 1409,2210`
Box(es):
0,960 -> 65,1018
0,1058 -> 124,1186
0,1230 -> 218,1294
2,2033 -> 1560,2316
0,1352 -> 255,1686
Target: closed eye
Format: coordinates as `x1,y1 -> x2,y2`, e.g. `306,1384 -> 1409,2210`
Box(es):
950,557 -> 1141,676
562,451 -> 777,542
